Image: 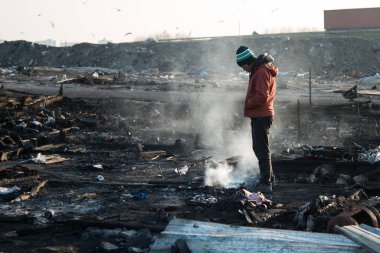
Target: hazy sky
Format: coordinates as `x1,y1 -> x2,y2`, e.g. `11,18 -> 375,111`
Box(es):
1,0 -> 380,44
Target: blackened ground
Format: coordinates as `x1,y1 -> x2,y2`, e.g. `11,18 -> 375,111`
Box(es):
0,69 -> 380,252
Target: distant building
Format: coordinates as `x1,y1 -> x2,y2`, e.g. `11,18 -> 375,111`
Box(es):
324,7 -> 380,30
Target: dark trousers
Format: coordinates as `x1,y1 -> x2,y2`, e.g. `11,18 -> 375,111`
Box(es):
251,116 -> 274,185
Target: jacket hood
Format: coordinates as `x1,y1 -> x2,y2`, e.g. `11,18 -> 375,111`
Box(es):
252,53 -> 278,77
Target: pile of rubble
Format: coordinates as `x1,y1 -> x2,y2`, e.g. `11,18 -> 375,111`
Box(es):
1,30 -> 380,76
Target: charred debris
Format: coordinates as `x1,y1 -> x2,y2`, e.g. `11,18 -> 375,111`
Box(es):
0,40 -> 380,252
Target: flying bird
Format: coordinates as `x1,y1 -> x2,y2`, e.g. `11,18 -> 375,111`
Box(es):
37,13 -> 43,16
114,8 -> 122,12
124,32 -> 132,36
49,21 -> 55,28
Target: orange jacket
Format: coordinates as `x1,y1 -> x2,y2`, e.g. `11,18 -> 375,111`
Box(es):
244,63 -> 278,118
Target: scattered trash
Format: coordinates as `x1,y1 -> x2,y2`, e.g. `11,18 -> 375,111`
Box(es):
151,109 -> 162,118
93,164 -> 103,170
239,189 -> 272,207
74,193 -> 97,201
360,73 -> 380,82
21,153 -> 70,164
100,241 -> 119,251
0,186 -> 21,195
190,194 -> 218,205
96,175 -> 105,181
357,147 -> 380,164
139,150 -> 166,158
369,196 -> 380,206
199,70 -> 208,79
175,165 -> 189,175
44,209 -> 55,219
44,116 -> 55,126
128,247 -> 148,253
12,180 -> 48,202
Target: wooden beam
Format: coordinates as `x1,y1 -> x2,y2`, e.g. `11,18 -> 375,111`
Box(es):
12,180 -> 48,202
335,225 -> 380,253
150,218 -> 364,253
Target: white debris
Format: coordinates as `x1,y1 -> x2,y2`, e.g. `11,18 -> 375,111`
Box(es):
45,116 -> 55,126
191,194 -> 218,204
0,186 -> 21,195
357,147 -> 380,164
31,153 -> 47,163
175,165 -> 189,175
96,175 -> 105,181
93,164 -> 103,169
27,153 -> 69,164
100,241 -> 119,251
360,73 -> 380,82
199,70 -> 208,79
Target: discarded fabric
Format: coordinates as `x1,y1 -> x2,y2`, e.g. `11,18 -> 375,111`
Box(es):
240,189 -> 272,206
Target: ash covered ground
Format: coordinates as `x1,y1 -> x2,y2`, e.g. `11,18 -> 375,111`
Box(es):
0,31 -> 380,252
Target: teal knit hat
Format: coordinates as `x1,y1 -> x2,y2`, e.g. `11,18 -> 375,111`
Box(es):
236,46 -> 256,67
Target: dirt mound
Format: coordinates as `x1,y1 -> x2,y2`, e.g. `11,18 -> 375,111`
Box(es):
1,31 -> 380,76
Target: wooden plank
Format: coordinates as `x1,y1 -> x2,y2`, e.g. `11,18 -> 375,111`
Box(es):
331,89 -> 380,97
356,90 -> 380,96
150,218 -> 365,253
335,225 -> 380,253
139,150 -> 167,158
12,180 -> 48,202
23,95 -> 63,110
1,151 -> 8,161
360,224 -> 380,236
